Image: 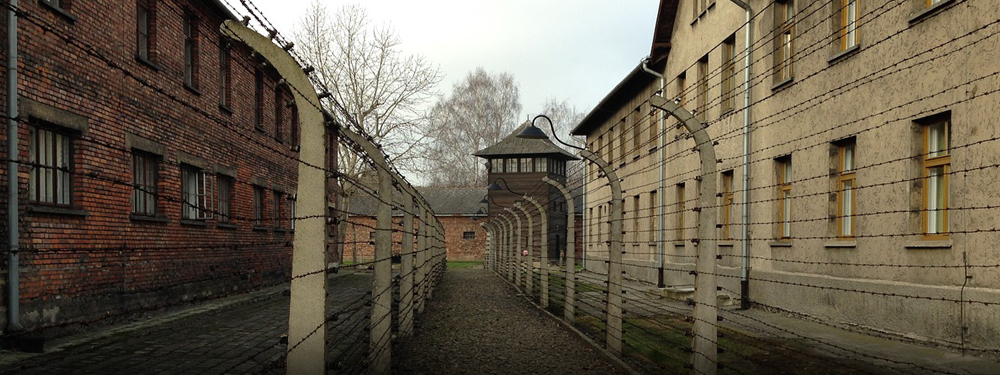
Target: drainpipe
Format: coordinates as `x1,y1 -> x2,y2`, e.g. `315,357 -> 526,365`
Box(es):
640,58 -> 666,288
728,0 -> 754,310
6,0 -> 23,332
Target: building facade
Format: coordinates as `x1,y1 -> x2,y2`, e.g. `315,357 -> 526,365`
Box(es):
574,0 -> 1000,353
345,187 -> 488,262
1,0 -> 317,334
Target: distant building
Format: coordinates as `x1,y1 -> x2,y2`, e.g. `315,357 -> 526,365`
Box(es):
345,187 -> 488,262
475,122 -> 582,263
1,0 -> 322,333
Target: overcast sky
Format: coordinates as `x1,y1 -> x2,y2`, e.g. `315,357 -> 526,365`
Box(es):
249,0 -> 661,121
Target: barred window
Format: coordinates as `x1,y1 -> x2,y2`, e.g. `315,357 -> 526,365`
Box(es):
29,126 -> 73,206
253,185 -> 264,226
217,175 -> 233,222
462,231 -> 475,240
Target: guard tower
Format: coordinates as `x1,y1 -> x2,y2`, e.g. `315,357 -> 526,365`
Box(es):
474,122 -> 579,263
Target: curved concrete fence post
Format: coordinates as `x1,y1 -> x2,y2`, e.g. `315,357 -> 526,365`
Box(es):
513,204 -> 533,295
220,20 -> 328,375
576,149 -> 623,355
504,207 -> 522,285
542,176 -> 576,322
523,196 -> 549,308
650,95 -> 719,375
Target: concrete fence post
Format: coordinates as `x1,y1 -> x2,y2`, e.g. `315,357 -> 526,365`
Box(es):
416,206 -> 427,314
513,204 -> 533,296
650,96 -> 719,375
523,196 -> 549,308
369,164 -> 394,375
499,214 -> 513,279
399,193 -> 415,338
504,208 -> 521,285
542,177 -> 576,322
220,21 -> 328,374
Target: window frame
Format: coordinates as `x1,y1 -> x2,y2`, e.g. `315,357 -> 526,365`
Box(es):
921,119 -> 950,239
181,165 -> 213,220
253,185 -> 265,227
182,10 -> 199,90
837,141 -> 856,238
676,183 -> 686,241
217,174 -> 233,223
462,231 -> 476,240
776,0 -> 796,82
722,38 -> 737,112
254,67 -> 265,131
131,150 -> 159,217
632,195 -> 641,243
840,0 -> 859,50
697,57 -> 708,121
777,157 -> 793,240
218,41 -> 231,109
721,171 -> 735,240
272,190 -> 282,229
649,190 -> 658,243
135,0 -> 155,62
275,86 -> 285,143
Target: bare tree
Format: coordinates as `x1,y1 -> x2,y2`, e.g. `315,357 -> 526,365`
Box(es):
294,2 -> 441,261
423,68 -> 522,187
295,1 -> 441,181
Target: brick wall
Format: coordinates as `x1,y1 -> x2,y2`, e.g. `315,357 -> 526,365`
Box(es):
343,215 -> 486,263
0,0 -> 322,332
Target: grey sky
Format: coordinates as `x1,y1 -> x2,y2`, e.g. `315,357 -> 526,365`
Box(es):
249,0 -> 660,121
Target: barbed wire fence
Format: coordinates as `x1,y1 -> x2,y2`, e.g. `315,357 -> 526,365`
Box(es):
484,1 -> 1000,374
0,0 -> 449,373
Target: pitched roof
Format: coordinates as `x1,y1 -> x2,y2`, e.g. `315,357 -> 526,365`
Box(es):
347,187 -> 487,216
474,122 -> 579,160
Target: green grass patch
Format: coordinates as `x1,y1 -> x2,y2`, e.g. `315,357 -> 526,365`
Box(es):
446,261 -> 483,268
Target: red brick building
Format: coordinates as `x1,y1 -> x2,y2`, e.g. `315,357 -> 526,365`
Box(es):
1,0 -> 318,334
345,187 -> 488,263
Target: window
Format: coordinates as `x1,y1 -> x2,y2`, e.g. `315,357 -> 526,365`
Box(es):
182,11 -> 199,89
136,0 -> 155,61
840,0 -> 859,50
777,157 -> 792,240
535,158 -> 547,173
289,196 -> 297,230
463,231 -> 476,240
506,158 -> 517,173
676,183 -> 685,241
28,126 -> 73,206
632,106 -> 641,152
597,136 -> 604,162
218,42 -> 231,109
290,104 -> 300,149
369,231 -> 376,240
834,140 -> 857,238
275,87 -> 285,143
618,125 -> 628,163
521,158 -> 532,173
217,175 -> 233,223
677,73 -> 687,108
253,185 -> 264,227
697,56 -> 708,121
181,165 -> 212,220
649,191 -> 658,242
272,191 -> 282,228
254,67 -> 265,131
632,195 -> 641,242
598,205 -> 605,243
721,171 -> 735,240
722,37 -> 737,112
648,103 -> 658,142
132,151 -> 159,216
776,0 -> 796,82
922,117 -> 950,238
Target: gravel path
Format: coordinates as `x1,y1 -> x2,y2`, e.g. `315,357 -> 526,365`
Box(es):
394,268 -> 628,375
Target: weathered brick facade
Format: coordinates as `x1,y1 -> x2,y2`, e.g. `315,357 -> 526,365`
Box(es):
343,215 -> 487,263
0,0 -> 320,333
